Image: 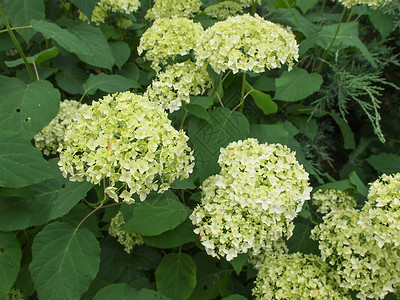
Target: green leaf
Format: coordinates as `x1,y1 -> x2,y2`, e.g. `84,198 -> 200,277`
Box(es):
296,0 -> 318,14
366,153 -> 400,175
315,179 -> 354,191
230,253 -> 247,275
122,192 -> 188,236
55,65 -> 87,95
142,219 -> 197,249
287,223 -> 319,254
188,108 -> 249,181
0,232 -> 22,300
274,67 -> 323,102
171,178 -> 196,190
349,171 -> 368,197
30,222 -> 100,300
58,203 -> 101,237
252,75 -> 275,92
69,0 -> 98,19
3,0 -> 45,42
110,41 -> 131,69
155,253 -> 197,300
272,8 -> 319,38
245,82 -> 277,115
0,176 -> 93,231
31,20 -> 92,56
83,73 -> 139,95
0,76 -> 60,139
188,253 -> 221,300
0,130 -> 53,188
222,295 -> 248,300
68,23 -> 115,70
130,245 -> 162,271
94,284 -> 171,300
328,110 -> 356,150
5,47 -> 59,67
186,104 -> 211,121
316,22 -> 377,68
190,96 -> 214,109
367,9 -> 394,40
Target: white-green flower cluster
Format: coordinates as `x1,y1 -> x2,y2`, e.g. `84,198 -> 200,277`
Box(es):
137,17 -> 204,71
312,188 -> 357,214
79,0 -> 140,24
367,173 -> 400,210
204,2 -> 244,20
190,138 -> 312,261
195,14 -> 298,74
311,205 -> 400,299
219,0 -> 262,7
144,61 -> 211,112
145,0 -> 202,20
34,100 -> 82,156
248,239 -> 288,271
109,211 -> 144,253
58,91 -> 194,203
337,0 -> 393,8
252,252 -> 350,299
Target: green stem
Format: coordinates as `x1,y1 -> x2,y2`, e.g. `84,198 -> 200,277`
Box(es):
320,0 -> 326,13
316,7 -> 347,73
283,0 -> 299,25
251,0 -> 257,15
0,4 -> 36,82
346,6 -> 355,22
0,25 -> 32,34
239,71 -> 246,113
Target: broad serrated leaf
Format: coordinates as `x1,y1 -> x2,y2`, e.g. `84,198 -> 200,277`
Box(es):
188,108 -> 249,181
366,153 -> 400,175
94,283 -> 170,300
68,23 -> 115,70
142,219 -> 197,249
328,111 -> 356,150
245,82 -> 277,115
0,130 -> 53,188
5,47 -> 58,67
368,9 -> 394,40
0,76 -> 60,139
3,0 -> 45,42
83,73 -> 139,95
55,65 -> 87,95
0,177 -> 93,231
122,192 -> 187,236
253,75 -> 275,92
110,41 -> 131,69
155,253 -> 197,300
315,179 -> 354,191
31,20 -> 91,56
130,245 -> 162,271
230,253 -> 248,275
69,0 -> 98,19
30,222 -> 100,300
186,104 -> 211,121
222,295 -> 248,300
274,67 -> 323,102
190,96 -> 214,109
349,171 -> 368,197
287,223 -> 319,254
272,8 -> 319,38
317,22 -> 376,68
0,232 -> 22,300
58,203 -> 101,237
296,0 -> 318,14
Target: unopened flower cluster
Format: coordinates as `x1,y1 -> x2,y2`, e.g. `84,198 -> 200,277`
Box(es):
219,0 -> 262,7
204,2 -> 244,20
145,0 -> 202,20
109,211 -> 144,253
5,289 -> 24,300
337,0 -> 393,8
190,138 -> 311,261
58,91 -> 194,203
144,61 -> 211,112
79,0 -> 140,25
311,174 -> 400,300
137,17 -> 203,71
252,252 -> 350,300
312,188 -> 357,214
34,100 -> 82,156
195,14 -> 298,74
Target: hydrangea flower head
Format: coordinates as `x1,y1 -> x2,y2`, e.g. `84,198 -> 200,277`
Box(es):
145,0 -> 202,20
144,61 -> 211,112
219,0 -> 262,8
109,211 -> 144,253
190,138 -> 312,260
367,172 -> 400,210
195,14 -> 298,74
252,253 -> 350,299
337,0 -> 393,8
311,206 -> 400,299
79,0 -> 140,24
34,100 -> 82,156
58,91 -> 194,203
204,2 -> 244,20
137,17 -> 204,71
312,188 -> 357,214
